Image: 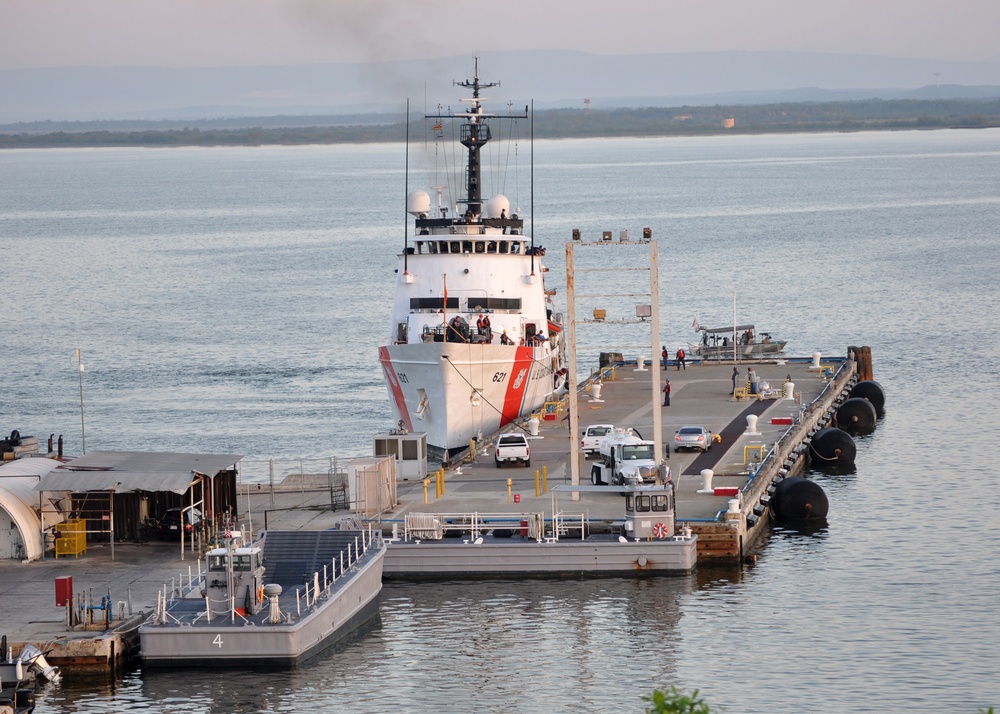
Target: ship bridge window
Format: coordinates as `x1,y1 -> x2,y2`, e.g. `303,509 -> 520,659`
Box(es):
411,297 -> 459,310
209,555 -> 226,571
426,242 -> 437,253
511,242 -> 522,254
634,495 -> 651,512
235,554 -> 254,571
487,241 -> 497,253
652,494 -> 671,512
498,241 -> 509,254
463,240 -> 473,253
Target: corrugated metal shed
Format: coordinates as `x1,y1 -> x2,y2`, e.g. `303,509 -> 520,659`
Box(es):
36,451 -> 243,495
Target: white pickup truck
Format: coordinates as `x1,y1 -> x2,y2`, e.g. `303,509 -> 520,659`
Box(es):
580,424 -> 614,458
494,433 -> 531,468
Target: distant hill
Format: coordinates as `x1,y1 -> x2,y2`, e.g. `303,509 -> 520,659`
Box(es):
2,50 -> 1000,123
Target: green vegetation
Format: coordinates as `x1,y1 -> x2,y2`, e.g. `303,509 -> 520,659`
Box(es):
2,98 -> 999,149
644,687 -> 717,714
642,689 -> 995,713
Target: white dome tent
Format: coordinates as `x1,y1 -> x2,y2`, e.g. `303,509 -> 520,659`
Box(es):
0,457 -> 66,562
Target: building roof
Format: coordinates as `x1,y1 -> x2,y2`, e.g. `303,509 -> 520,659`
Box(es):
36,451 -> 243,495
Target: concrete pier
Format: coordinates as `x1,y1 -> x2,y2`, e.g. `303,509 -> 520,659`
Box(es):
375,355 -> 857,562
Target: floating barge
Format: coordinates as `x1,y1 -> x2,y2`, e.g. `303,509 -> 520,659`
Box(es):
383,485 -> 697,578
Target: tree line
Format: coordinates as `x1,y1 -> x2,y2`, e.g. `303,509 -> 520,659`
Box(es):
2,98 -> 999,149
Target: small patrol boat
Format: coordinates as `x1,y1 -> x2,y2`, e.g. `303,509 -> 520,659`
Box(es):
691,324 -> 787,359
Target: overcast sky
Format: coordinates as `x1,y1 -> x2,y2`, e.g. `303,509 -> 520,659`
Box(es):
2,0 -> 998,72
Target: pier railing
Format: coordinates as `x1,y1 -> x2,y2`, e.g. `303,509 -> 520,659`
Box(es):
737,359 -> 857,519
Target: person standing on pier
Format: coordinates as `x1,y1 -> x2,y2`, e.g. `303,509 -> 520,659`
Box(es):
663,378 -> 671,406
676,347 -> 686,370
661,345 -> 668,370
732,366 -> 740,394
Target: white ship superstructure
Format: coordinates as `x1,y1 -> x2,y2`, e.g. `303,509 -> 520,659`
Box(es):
379,63 -> 566,456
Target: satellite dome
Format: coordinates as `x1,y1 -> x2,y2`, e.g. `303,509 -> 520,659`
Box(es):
407,190 -> 431,217
485,194 -> 510,219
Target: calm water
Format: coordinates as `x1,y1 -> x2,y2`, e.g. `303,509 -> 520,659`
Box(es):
4,129 -> 1000,712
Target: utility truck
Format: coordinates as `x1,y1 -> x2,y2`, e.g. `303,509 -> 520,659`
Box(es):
590,427 -> 668,487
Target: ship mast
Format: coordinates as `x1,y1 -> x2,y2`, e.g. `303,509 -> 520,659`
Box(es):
424,58 -> 526,221
453,59 -> 497,219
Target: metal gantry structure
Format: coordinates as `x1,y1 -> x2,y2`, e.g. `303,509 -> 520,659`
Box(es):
564,229 -> 663,497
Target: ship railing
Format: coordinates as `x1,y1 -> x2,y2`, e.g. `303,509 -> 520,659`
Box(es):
551,512 -> 586,541
163,562 -> 207,601
403,512 -> 546,542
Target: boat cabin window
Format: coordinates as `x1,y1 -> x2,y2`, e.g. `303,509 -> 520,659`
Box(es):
633,495 -> 651,512
651,494 -> 670,512
234,554 -> 254,571
209,554 -> 227,571
208,551 -> 260,571
499,241 -> 509,254
487,241 -> 497,253
427,242 -> 437,254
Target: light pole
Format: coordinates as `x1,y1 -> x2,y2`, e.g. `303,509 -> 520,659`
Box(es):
75,348 -> 86,454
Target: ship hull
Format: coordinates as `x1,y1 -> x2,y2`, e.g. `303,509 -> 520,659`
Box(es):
380,342 -> 560,454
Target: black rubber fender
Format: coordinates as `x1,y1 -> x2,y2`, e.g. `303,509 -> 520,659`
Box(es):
809,427 -> 857,465
849,380 -> 886,416
835,397 -> 878,434
15,689 -> 35,711
771,476 -> 829,521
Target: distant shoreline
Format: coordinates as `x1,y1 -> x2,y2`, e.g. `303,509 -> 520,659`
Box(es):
3,98 -> 999,149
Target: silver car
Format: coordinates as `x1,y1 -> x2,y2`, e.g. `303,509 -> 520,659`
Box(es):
673,426 -> 713,453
